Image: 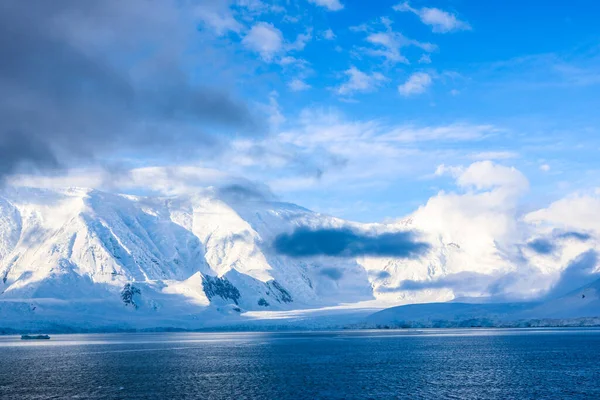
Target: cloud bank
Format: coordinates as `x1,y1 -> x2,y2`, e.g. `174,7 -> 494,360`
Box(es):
366,160 -> 600,302
0,0 -> 260,178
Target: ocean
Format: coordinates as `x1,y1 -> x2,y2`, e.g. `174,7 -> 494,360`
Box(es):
1,329 -> 599,399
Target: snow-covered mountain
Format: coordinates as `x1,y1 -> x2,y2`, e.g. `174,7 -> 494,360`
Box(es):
0,186 -> 371,330
0,185 -> 598,331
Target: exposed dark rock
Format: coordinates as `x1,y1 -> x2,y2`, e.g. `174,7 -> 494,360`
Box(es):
121,283 -> 141,309
202,275 -> 241,305
258,298 -> 269,307
267,280 -> 293,303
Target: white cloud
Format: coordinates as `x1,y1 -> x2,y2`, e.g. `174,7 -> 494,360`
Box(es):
540,164 -> 551,172
323,29 -> 336,40
286,29 -> 313,51
434,161 -> 529,198
278,56 -> 308,67
405,162 -> 600,302
195,2 -> 243,35
382,123 -> 497,142
525,192 -> 600,233
398,72 -> 433,96
236,0 -> 266,10
435,164 -> 464,178
8,166 -> 233,196
394,2 -> 471,33
365,32 -> 409,64
418,54 -> 432,64
260,91 -> 285,128
243,23 -> 312,62
236,0 -> 285,15
336,66 -> 387,96
308,0 -> 344,11
456,161 -> 529,193
405,162 -> 540,299
358,20 -> 436,64
224,109 -> 503,197
289,78 -> 311,91
242,22 -> 283,61
283,15 -> 301,23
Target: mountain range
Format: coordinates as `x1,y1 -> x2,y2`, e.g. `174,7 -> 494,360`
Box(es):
0,185 -> 598,332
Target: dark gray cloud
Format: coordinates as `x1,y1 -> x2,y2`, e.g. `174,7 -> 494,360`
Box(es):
273,227 -> 430,258
380,268 -> 550,302
556,231 -> 591,241
320,267 -> 344,280
545,250 -> 598,299
526,231 -> 591,255
217,182 -> 275,202
235,141 -> 349,181
527,238 -> 556,254
381,272 -> 495,293
371,270 -> 391,280
0,0 -> 260,178
378,249 -> 600,302
484,270 -> 532,298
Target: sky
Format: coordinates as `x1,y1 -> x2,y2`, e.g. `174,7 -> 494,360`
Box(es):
1,0 -> 600,222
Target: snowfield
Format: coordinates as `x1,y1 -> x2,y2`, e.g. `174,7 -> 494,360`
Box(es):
0,184 -> 599,332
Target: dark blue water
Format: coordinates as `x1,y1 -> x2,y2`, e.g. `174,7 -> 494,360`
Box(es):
1,329 -> 599,399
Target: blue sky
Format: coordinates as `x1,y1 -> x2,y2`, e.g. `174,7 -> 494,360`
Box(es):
191,0 -> 600,221
3,0 -> 600,222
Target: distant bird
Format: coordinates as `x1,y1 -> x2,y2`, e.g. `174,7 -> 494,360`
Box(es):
582,294 -> 586,299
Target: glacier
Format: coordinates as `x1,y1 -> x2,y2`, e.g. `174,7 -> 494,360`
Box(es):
0,185 -> 598,332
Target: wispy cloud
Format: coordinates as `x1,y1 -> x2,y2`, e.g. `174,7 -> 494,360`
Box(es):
308,0 -> 344,12
418,54 -> 432,64
394,2 -> 471,33
258,91 -> 286,129
354,17 -> 436,64
286,28 -> 313,51
221,108 -> 502,198
336,67 -> 387,96
322,29 -> 336,40
242,22 -> 313,63
289,79 -> 312,92
398,72 -> 433,96
242,22 -> 284,61
196,1 -> 244,35
482,53 -> 600,89
235,0 -> 285,17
